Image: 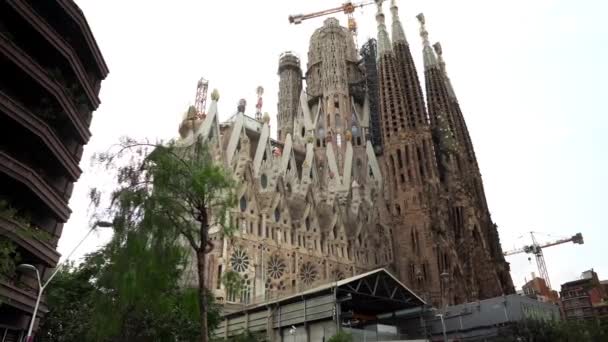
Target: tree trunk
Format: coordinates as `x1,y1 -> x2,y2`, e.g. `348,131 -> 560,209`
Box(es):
197,248 -> 209,342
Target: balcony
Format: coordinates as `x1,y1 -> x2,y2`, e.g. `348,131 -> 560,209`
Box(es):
0,151 -> 70,222
0,31 -> 91,143
24,0 -> 109,81
0,279 -> 48,317
0,216 -> 60,267
57,0 -> 109,76
0,90 -> 81,181
6,0 -> 100,110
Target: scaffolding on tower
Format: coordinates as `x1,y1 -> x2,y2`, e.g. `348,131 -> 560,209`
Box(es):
360,38 -> 383,155
195,77 -> 209,119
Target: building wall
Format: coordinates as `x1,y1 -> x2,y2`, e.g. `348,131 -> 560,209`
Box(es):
0,0 -> 107,335
426,294 -> 560,340
560,270 -> 608,321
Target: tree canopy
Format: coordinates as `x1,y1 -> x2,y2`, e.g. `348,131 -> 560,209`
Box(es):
87,135 -> 236,341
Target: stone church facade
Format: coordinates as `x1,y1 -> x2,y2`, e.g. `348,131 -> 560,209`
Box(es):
176,1 -> 514,307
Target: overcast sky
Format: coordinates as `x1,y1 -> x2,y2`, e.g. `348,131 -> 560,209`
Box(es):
59,0 -> 608,291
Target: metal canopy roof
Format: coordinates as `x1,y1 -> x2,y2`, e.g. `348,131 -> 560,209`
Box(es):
223,268 -> 426,318
336,268 -> 426,314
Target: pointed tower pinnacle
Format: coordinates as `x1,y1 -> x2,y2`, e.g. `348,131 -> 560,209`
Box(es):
390,0 -> 407,44
416,13 -> 437,69
375,0 -> 392,57
433,42 -> 457,100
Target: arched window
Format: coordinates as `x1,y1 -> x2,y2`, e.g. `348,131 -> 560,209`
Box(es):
239,196 -> 247,212
397,149 -> 403,168
335,114 -> 342,129
260,174 -> 268,188
355,158 -> 363,182
274,206 -> 281,222
318,127 -> 325,139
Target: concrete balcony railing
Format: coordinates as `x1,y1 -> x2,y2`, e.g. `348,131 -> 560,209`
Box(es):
6,0 -> 100,109
0,89 -> 81,182
0,151 -> 71,222
0,279 -> 48,317
0,30 -> 91,143
0,216 -> 60,267
55,0 -> 109,78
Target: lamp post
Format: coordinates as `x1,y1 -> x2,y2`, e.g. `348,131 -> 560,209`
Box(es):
435,313 -> 448,342
18,220 -> 112,342
440,271 -> 450,310
288,325 -> 296,342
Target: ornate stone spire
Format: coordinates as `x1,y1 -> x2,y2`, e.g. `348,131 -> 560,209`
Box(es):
433,42 -> 456,99
376,0 -> 392,56
390,0 -> 407,44
416,13 -> 437,69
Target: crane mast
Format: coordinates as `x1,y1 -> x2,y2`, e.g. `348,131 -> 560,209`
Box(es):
194,77 -> 209,119
504,232 -> 584,289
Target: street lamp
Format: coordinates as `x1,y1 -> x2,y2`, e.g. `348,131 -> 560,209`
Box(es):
440,271 -> 450,310
435,313 -> 448,342
17,220 -> 112,342
288,325 -> 296,342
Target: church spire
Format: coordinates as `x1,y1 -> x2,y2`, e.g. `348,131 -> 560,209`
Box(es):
433,42 -> 478,169
375,0 -> 392,57
416,13 -> 438,69
390,2 -> 428,129
389,0 -> 407,44
433,42 -> 457,100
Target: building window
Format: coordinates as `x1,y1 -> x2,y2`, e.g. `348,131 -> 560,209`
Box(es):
240,196 -> 247,212
299,262 -> 318,285
397,149 -> 403,168
274,207 -> 281,222
267,255 -> 286,279
216,265 -> 222,289
261,174 -> 268,188
230,248 -> 250,272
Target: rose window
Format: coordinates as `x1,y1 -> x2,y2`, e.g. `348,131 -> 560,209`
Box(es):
332,270 -> 345,281
267,255 -> 286,280
230,248 -> 250,272
299,262 -> 318,285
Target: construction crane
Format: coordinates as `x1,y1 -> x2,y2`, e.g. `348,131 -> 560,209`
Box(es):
288,1 -> 375,36
194,77 -> 209,119
504,232 -> 584,289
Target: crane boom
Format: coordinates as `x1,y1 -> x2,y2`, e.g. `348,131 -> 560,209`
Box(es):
503,233 -> 583,256
289,5 -> 345,24
288,1 -> 375,35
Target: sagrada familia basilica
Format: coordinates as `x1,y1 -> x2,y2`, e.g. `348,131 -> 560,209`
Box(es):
177,0 -> 514,307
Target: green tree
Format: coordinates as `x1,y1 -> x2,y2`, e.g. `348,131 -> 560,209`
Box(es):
38,247 -> 221,342
90,134 -> 236,342
37,253 -> 99,341
327,330 -> 353,342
